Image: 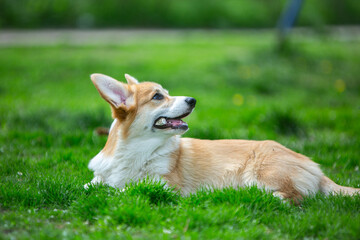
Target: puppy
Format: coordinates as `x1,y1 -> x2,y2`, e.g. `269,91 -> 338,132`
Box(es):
85,73 -> 359,202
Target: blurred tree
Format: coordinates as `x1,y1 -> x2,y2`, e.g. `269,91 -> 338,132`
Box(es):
277,0 -> 304,51
0,0 -> 359,29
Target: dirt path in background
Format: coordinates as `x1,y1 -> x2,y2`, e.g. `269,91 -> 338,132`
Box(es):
0,27 -> 359,46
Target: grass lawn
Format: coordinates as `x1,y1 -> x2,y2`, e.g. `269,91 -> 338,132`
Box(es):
0,30 -> 360,239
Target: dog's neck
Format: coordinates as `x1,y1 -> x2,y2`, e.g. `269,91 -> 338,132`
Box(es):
115,133 -> 179,171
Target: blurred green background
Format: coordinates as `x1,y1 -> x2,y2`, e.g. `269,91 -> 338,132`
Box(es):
1,0 -> 360,29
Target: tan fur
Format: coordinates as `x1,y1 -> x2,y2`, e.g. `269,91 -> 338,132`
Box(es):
320,176 -> 360,196
99,81 -> 173,156
101,119 -> 120,157
87,73 -> 360,203
164,139 -> 319,202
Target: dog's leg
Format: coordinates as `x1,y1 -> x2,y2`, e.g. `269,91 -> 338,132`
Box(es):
84,175 -> 103,189
272,190 -> 302,205
272,191 -> 286,200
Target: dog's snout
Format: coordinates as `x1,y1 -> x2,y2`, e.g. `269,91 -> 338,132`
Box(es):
185,97 -> 196,108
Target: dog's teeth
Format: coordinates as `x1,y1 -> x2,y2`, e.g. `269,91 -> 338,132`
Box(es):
155,118 -> 167,126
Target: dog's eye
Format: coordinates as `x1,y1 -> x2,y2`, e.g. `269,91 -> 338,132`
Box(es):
152,93 -> 164,100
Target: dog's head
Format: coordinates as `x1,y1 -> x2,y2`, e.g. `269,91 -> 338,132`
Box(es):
91,73 -> 196,139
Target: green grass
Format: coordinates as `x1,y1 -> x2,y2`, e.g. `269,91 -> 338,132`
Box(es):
0,31 -> 360,239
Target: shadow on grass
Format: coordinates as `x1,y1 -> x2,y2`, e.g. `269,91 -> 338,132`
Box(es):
262,109 -> 307,137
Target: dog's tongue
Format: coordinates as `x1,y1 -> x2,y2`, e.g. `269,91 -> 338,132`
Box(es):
167,119 -> 184,126
167,119 -> 188,129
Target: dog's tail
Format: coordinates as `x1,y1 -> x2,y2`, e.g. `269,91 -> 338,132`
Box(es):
320,176 -> 360,196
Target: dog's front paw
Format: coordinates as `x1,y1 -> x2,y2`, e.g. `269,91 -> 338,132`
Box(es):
84,176 -> 103,190
84,182 -> 91,190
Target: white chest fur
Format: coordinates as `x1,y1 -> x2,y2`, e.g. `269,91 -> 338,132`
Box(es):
88,133 -> 179,189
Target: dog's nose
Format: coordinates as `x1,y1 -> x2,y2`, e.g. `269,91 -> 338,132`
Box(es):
185,97 -> 196,107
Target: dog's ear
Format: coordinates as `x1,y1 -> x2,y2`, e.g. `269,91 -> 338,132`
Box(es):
91,73 -> 134,108
124,73 -> 139,85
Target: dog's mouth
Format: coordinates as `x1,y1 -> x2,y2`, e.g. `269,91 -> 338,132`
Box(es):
153,112 -> 191,130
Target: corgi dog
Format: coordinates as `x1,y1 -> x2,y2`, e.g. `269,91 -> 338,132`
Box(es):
85,73 -> 359,203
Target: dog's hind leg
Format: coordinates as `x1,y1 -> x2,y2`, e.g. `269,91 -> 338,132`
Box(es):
272,190 -> 302,205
